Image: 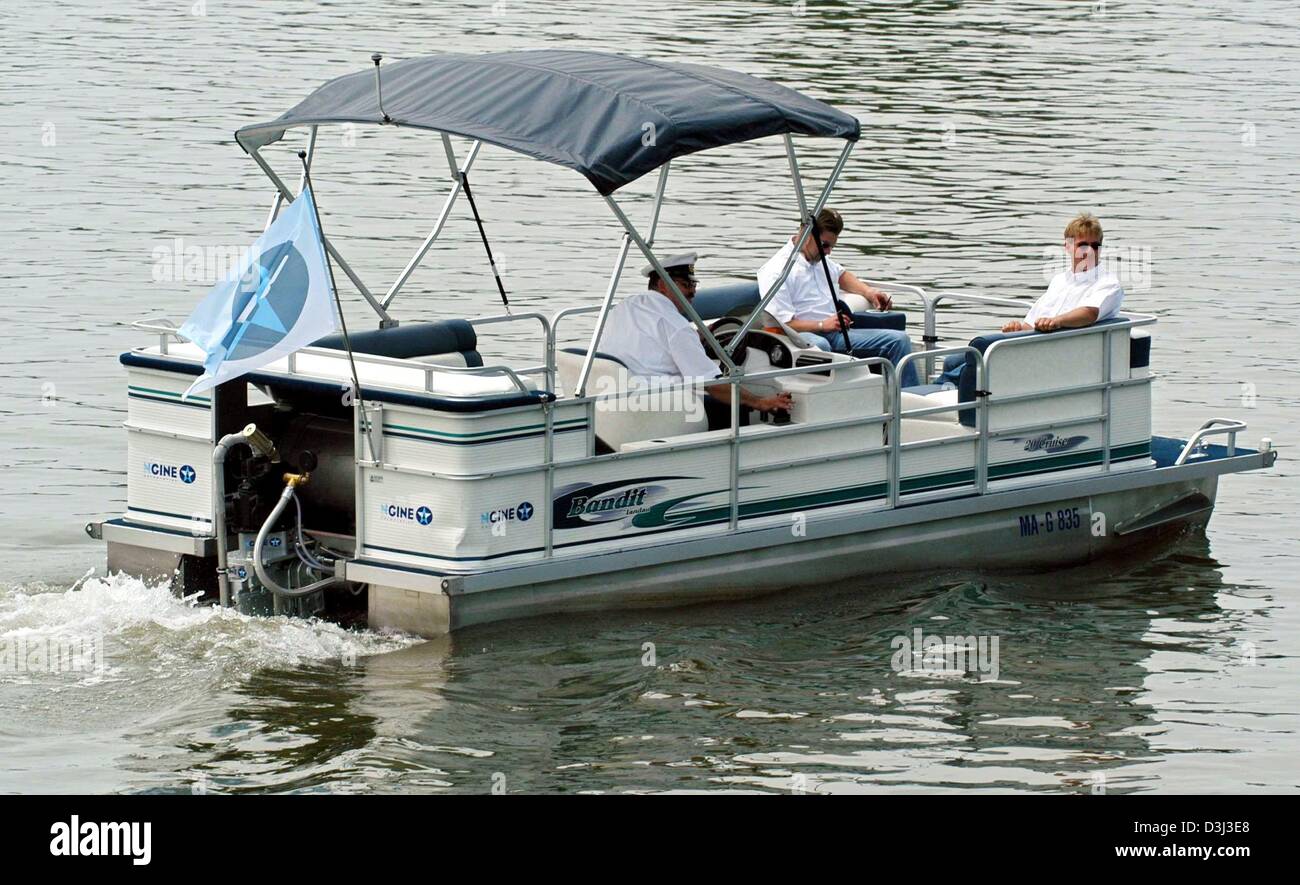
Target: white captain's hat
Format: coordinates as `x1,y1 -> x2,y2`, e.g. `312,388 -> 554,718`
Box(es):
640,251 -> 698,283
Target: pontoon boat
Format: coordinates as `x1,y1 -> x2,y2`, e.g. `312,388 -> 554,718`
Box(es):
86,51 -> 1277,635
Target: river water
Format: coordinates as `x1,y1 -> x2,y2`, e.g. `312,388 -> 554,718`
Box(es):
0,0 -> 1296,793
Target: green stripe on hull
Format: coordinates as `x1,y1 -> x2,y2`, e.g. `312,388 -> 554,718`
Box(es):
635,442 -> 1152,529
128,385 -> 210,403
384,417 -> 586,441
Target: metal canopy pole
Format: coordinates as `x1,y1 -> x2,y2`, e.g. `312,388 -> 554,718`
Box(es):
603,193 -> 737,373
265,125 -> 317,231
785,133 -> 809,219
787,132 -> 852,343
576,162 -> 670,396
727,139 -> 855,350
246,144 -> 396,327
383,137 -> 483,310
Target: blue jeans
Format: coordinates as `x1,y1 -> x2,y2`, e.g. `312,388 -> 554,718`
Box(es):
801,327 -> 920,388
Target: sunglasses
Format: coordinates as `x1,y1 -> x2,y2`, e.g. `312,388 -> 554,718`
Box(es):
1073,241 -> 1102,251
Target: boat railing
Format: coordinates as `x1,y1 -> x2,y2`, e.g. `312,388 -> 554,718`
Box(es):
131,316 -> 540,399
1175,419 -> 1245,464
552,353 -> 898,541
892,345 -> 990,494
131,317 -> 186,354
466,310 -> 555,391
892,312 -> 1159,492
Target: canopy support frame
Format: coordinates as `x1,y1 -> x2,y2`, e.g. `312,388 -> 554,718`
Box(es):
576,162 -> 671,397
602,193 -> 737,374
726,138 -> 855,350
382,136 -> 483,310
264,125 -> 317,231
246,142 -> 397,327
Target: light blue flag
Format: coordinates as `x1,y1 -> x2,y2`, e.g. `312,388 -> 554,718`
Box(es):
179,187 -> 339,398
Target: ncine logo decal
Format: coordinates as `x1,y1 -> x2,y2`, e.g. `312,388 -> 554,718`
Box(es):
378,503 -> 434,526
1006,434 -> 1089,454
143,461 -> 196,483
481,501 -> 534,527
552,476 -> 696,530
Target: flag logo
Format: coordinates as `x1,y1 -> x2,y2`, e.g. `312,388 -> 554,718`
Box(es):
222,240 -> 311,362
177,187 -> 338,398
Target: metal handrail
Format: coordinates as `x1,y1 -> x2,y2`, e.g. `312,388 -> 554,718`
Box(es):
927,290 -> 1034,312
1175,419 -> 1246,465
890,314 -> 1163,496
894,345 -> 986,494
131,317 -> 184,355
133,322 -> 536,398
574,353 -> 892,407
467,310 -> 555,391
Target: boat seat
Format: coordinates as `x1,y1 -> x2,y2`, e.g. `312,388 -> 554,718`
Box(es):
555,347 -> 709,451
904,318 -> 1151,428
898,418 -> 977,444
693,281 -> 907,330
314,319 -> 482,367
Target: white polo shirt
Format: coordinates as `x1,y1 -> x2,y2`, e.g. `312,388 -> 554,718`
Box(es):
757,238 -> 845,323
1026,265 -> 1125,324
600,290 -> 720,382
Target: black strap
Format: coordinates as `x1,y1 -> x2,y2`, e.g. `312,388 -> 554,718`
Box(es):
459,171 -> 510,311
808,214 -> 851,348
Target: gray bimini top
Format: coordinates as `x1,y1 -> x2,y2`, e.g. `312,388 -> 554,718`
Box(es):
235,50 -> 860,195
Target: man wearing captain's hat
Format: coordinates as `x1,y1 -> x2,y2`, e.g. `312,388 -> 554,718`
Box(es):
599,251 -> 792,429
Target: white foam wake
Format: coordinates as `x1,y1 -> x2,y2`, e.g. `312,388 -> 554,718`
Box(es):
0,572 -> 422,689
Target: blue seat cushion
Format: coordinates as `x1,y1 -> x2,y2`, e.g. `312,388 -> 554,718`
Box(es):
693,282 -> 761,320
314,319 -> 482,367
850,311 -> 906,331
1130,333 -> 1150,369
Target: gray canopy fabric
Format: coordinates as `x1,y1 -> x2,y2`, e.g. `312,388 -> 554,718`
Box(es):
235,50 -> 860,194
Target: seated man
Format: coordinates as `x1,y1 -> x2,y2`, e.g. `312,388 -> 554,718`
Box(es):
929,211 -> 1128,392
758,208 -> 919,388
600,252 -> 793,430
1002,212 -> 1125,333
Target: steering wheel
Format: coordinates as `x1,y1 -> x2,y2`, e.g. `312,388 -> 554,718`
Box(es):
708,318 -> 749,367
706,319 -> 794,370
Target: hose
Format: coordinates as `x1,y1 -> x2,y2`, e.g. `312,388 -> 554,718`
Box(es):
291,491 -> 335,574
253,484 -> 343,599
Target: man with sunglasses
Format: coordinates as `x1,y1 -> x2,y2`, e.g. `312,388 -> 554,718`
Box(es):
1002,213 -> 1124,333
600,252 -> 794,428
758,208 -> 920,387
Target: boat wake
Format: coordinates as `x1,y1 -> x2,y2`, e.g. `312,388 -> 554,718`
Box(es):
0,572 -> 422,693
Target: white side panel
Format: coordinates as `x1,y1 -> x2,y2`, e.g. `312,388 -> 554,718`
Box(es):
126,432 -> 214,532
551,446 -> 732,543
901,437 -> 979,495
124,367 -> 214,532
377,402 -> 587,475
360,467 -> 547,570
1110,382 -> 1152,447
741,452 -> 889,522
